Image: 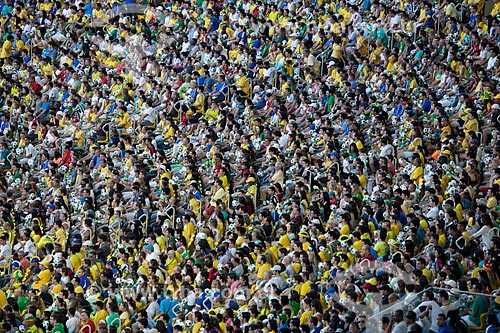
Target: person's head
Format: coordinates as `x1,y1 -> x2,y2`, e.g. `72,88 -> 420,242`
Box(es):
437,313 -> 447,327
392,310 -> 403,323
405,311 -> 417,325
80,310 -> 90,321
488,313 -> 500,327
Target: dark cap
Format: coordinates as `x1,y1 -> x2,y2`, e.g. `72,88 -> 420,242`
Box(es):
378,284 -> 392,291
405,311 -> 417,320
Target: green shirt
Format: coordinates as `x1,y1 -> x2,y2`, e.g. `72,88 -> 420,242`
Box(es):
52,323 -> 65,333
470,295 -> 488,325
17,295 -> 29,313
107,312 -> 120,329
290,300 -> 300,316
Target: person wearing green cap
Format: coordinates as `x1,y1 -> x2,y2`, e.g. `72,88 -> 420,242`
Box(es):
23,314 -> 42,333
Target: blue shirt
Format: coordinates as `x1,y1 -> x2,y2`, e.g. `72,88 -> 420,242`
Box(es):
196,75 -> 205,87
438,324 -> 453,333
0,120 -> 9,132
421,99 -> 431,113
209,17 -> 220,33
214,81 -> 227,95
159,298 -> 179,324
1,4 -> 12,16
79,275 -> 91,291
341,120 -> 350,136
469,14 -> 477,27
40,160 -> 49,171
192,190 -> 202,200
61,91 -> 70,103
195,293 -> 212,311
41,101 -> 51,112
424,10 -> 435,28
393,104 -> 404,117
90,154 -> 101,169
84,3 -> 92,16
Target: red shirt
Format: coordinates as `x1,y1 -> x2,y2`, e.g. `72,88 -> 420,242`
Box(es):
30,81 -> 42,92
61,150 -> 73,167
80,319 -> 96,333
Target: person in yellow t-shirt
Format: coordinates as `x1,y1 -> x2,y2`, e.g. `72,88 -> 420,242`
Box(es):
299,297 -> 314,325
69,246 -> 83,272
114,107 -> 132,129
93,301 -> 108,325
410,158 -> 424,186
256,255 -> 271,281
193,86 -> 206,113
31,261 -> 52,290
164,250 -> 178,275
0,35 -> 13,59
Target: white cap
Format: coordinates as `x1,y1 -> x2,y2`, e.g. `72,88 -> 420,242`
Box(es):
196,233 -> 207,240
449,288 -> 460,298
445,280 -> 457,288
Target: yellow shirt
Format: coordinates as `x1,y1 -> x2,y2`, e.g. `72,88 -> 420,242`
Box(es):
52,283 -> 63,295
257,263 -> 271,280
165,257 -> 178,275
492,1 -> 500,16
94,309 -> 108,325
32,268 -> 52,289
410,166 -> 423,186
0,40 -> 12,58
278,234 -> 290,249
70,253 -> 83,272
300,309 -> 314,325
183,222 -> 195,245
156,235 -> 166,252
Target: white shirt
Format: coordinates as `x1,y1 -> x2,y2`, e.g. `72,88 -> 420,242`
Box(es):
181,41 -> 191,53
146,300 -> 160,319
146,251 -> 159,262
391,321 -> 407,333
142,107 -> 157,124
380,144 -> 395,157
66,317 -> 80,333
269,275 -> 286,290
426,205 -> 440,219
487,56 -> 498,71
414,300 -> 443,333
441,300 -> 459,316
62,8 -> 73,18
24,239 -> 37,258
24,143 -> 34,158
0,241 -> 11,262
472,225 -> 493,247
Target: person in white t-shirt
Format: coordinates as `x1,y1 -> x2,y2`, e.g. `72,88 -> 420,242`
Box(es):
414,290 -> 444,333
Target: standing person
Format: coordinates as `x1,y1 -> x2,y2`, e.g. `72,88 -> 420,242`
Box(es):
414,290 -> 444,333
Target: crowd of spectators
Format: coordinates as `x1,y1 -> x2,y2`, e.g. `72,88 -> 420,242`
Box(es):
0,0 -> 500,332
